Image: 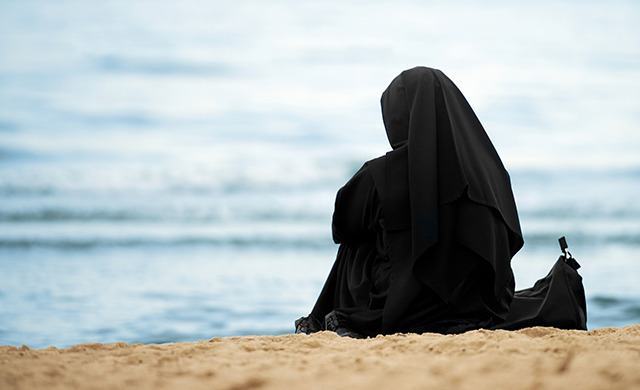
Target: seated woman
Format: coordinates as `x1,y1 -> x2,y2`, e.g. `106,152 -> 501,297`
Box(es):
296,66 -> 586,337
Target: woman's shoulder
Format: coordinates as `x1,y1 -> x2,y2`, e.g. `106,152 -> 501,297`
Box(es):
340,162 -> 374,194
341,155 -> 380,182
362,146 -> 408,182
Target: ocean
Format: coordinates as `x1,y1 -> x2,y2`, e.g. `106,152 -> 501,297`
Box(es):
1,0 -> 639,349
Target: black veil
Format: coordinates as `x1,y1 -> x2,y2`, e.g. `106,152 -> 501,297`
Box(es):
379,66 -> 523,262
368,67 -> 524,328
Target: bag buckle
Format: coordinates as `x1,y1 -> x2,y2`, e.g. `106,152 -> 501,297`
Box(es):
559,236 -> 572,259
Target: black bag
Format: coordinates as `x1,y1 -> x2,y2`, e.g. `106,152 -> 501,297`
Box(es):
494,237 -> 587,331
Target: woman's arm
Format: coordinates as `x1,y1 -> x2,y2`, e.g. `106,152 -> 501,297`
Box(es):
331,165 -> 381,244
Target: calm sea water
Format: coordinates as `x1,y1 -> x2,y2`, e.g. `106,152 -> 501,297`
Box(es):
1,0 -> 639,348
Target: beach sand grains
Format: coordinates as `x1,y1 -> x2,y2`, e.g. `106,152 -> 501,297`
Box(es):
1,325 -> 640,390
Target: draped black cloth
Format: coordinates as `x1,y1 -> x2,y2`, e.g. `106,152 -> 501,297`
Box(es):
296,67 -> 585,337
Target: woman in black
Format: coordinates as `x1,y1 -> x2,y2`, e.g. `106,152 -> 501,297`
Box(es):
296,66 -> 583,337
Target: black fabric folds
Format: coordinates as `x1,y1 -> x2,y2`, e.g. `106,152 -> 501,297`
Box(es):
297,66 -> 586,337
494,254 -> 587,331
379,67 -> 523,264
375,68 -> 525,308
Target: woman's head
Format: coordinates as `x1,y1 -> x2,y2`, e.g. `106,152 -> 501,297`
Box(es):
380,67 -> 439,149
381,73 -> 409,149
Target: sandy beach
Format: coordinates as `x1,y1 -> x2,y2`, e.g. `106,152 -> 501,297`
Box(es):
1,325 -> 639,390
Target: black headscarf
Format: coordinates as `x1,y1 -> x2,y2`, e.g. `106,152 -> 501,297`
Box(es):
378,66 -> 523,261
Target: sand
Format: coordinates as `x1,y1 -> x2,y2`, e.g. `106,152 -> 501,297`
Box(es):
2,325 -> 640,390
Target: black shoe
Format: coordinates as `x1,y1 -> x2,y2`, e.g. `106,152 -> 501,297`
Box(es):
324,311 -> 364,339
295,315 -> 322,334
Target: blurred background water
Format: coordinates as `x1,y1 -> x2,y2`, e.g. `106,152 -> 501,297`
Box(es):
1,0 -> 639,349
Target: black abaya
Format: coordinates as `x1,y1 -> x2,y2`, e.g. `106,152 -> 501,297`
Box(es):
296,67 -> 585,337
